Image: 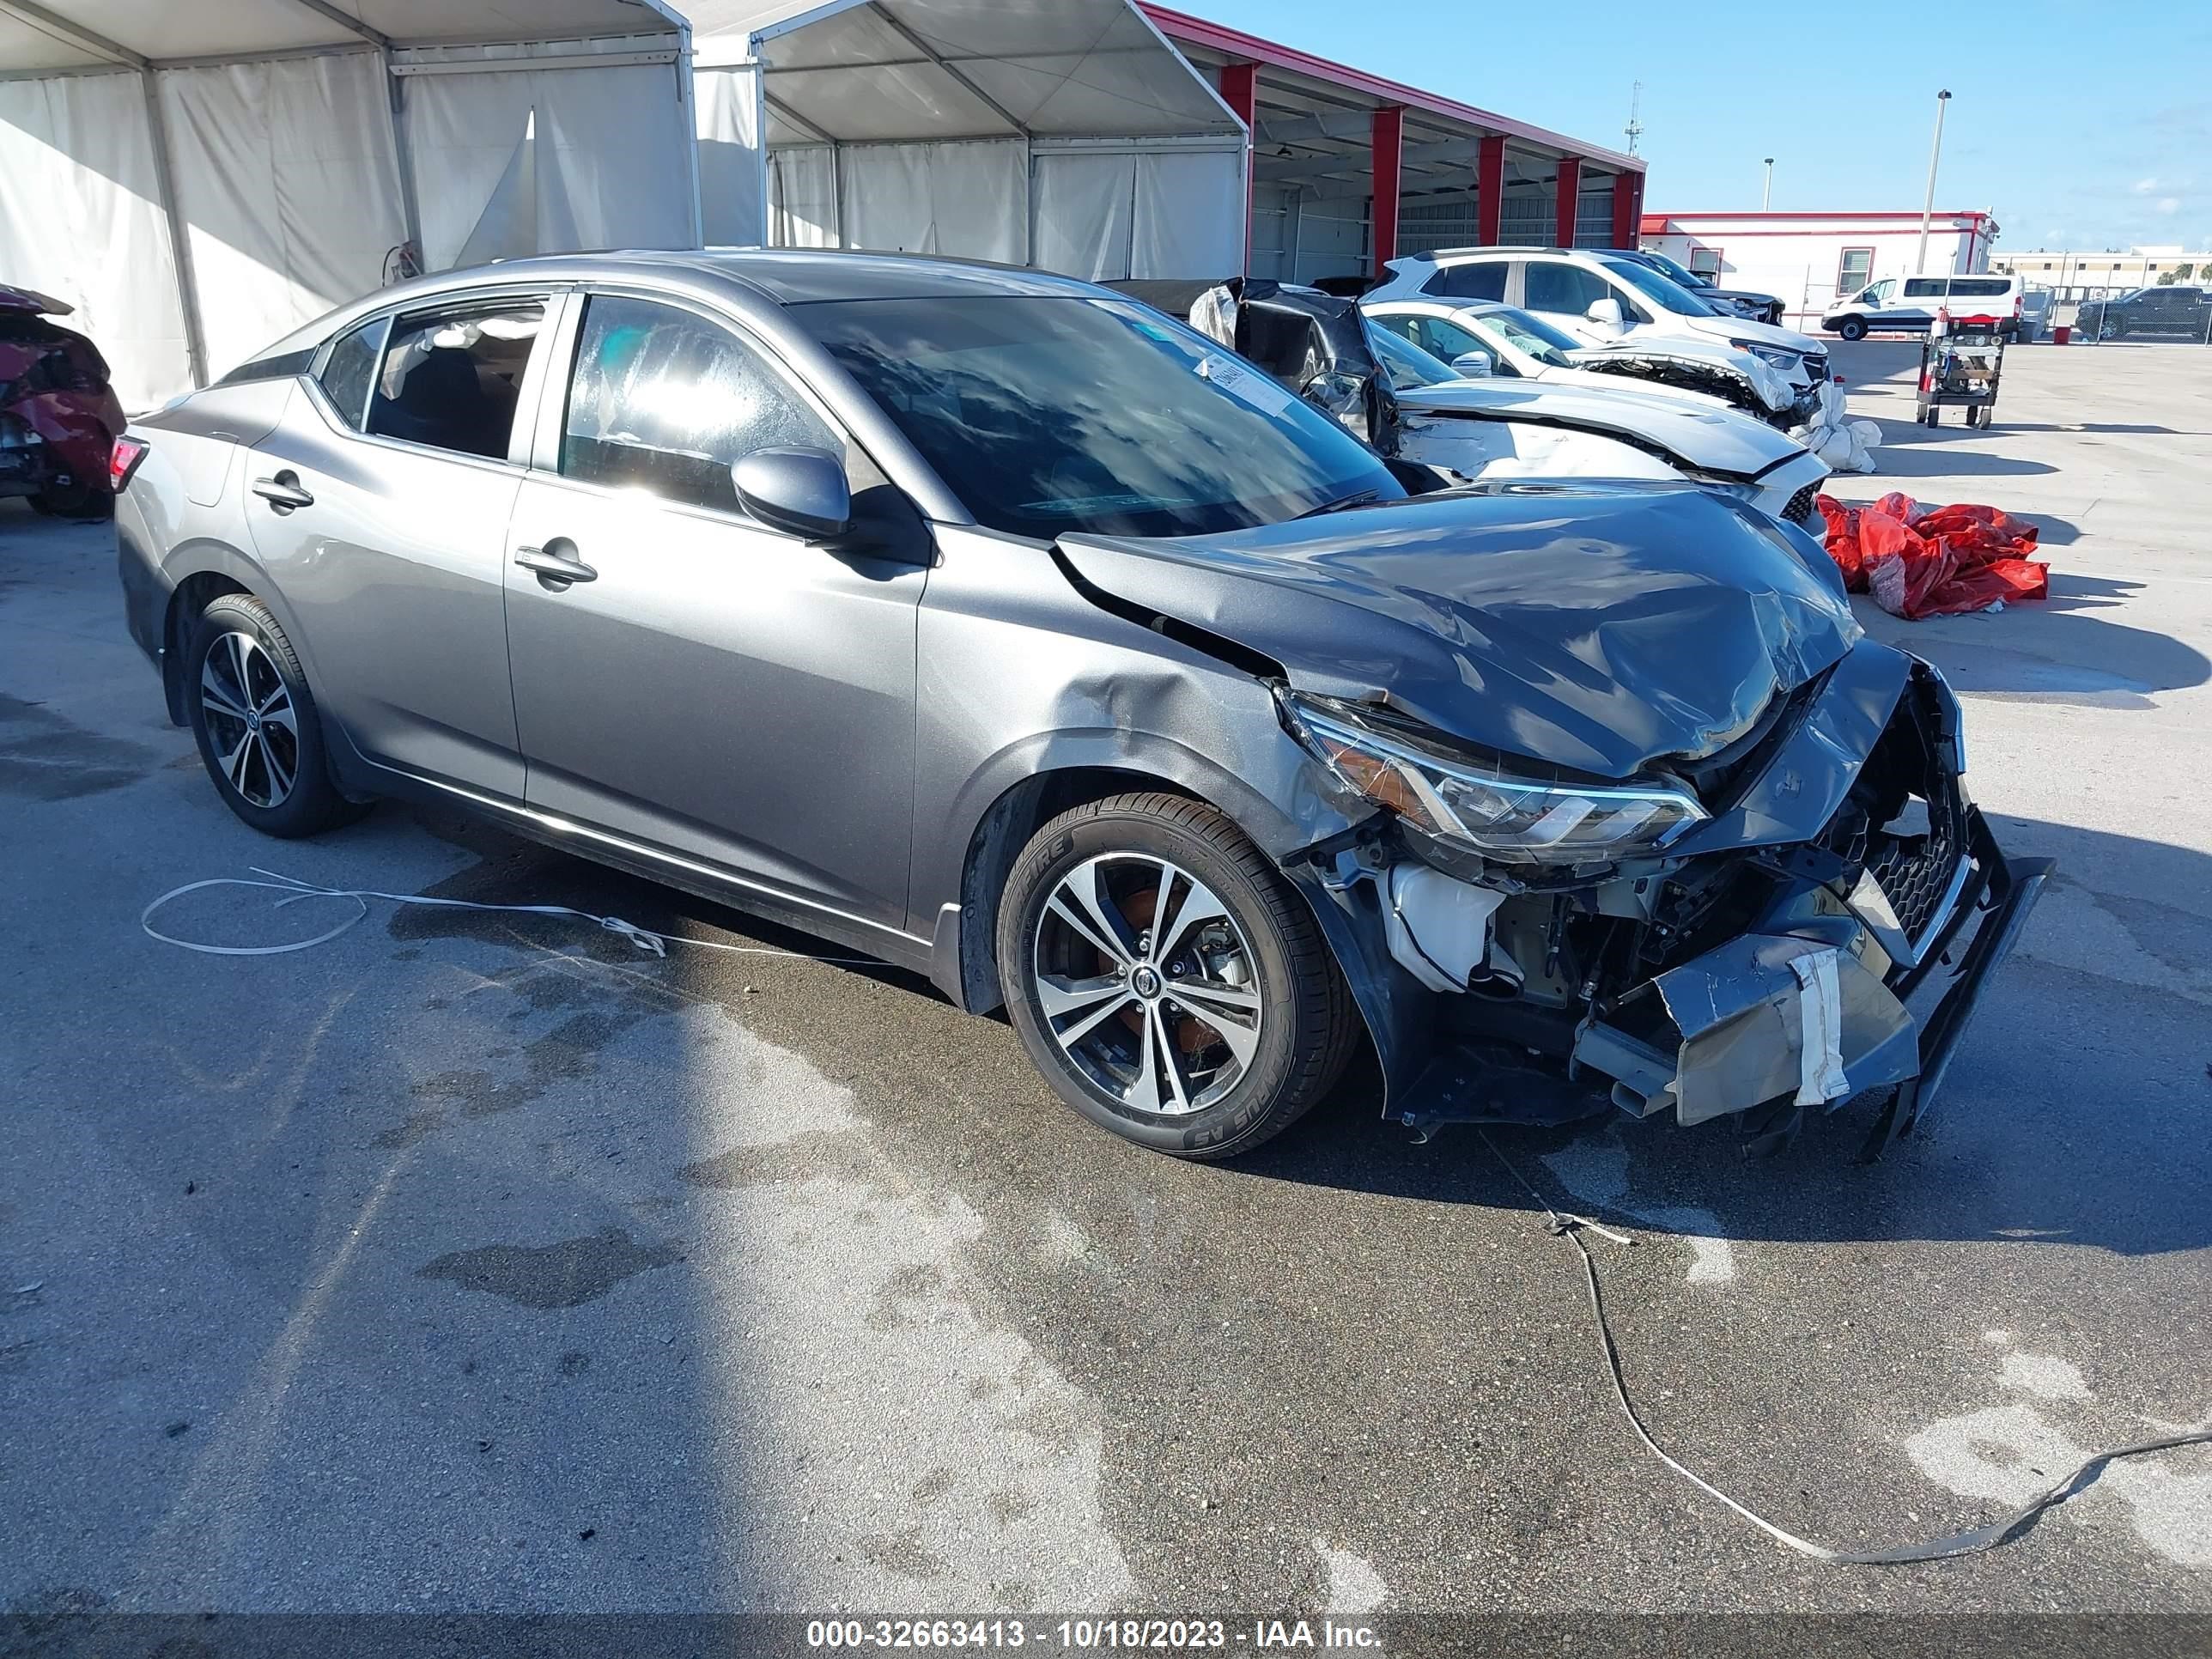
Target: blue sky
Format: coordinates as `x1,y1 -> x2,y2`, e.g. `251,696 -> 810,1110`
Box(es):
1187,0 -> 2212,252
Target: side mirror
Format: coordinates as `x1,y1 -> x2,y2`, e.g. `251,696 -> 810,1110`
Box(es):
1586,296 -> 1626,329
732,445 -> 851,542
1449,349 -> 1494,378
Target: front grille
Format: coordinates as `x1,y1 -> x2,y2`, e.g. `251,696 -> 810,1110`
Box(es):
1781,483 -> 1819,526
1865,799 -> 1963,947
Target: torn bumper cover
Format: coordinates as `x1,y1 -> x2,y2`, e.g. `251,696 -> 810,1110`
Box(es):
1291,652 -> 2051,1152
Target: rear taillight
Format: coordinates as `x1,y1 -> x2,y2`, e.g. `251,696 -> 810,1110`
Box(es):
110,434 -> 149,492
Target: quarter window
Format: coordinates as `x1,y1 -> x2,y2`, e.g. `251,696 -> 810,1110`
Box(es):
1431,261 -> 1507,301
316,317 -> 386,431
560,295 -> 837,518
367,300 -> 545,461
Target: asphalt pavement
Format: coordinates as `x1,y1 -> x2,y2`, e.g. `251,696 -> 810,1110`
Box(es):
2,340 -> 2208,1638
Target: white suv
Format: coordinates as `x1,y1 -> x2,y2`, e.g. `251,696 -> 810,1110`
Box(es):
1368,247 -> 1832,426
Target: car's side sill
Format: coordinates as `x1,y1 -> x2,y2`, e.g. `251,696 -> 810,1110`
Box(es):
391,770 -> 939,981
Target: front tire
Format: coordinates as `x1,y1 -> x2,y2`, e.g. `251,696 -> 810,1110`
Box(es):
1836,316 -> 1869,342
185,593 -> 362,838
996,792 -> 1355,1161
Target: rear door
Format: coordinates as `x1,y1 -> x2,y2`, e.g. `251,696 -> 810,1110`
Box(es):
243,290 -> 557,796
502,289 -> 927,932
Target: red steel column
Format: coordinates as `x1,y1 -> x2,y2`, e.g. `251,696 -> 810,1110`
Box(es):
1475,134 -> 1504,245
1370,105 -> 1403,270
1611,169 -> 1639,246
1554,155 -> 1581,247
1219,62 -> 1257,275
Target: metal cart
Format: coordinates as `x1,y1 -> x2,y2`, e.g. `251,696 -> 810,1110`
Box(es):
1916,321 -> 2004,427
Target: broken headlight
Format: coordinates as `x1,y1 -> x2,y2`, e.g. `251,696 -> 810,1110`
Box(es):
1281,692 -> 1707,865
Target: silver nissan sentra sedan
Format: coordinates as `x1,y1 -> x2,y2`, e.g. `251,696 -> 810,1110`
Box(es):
113,250 -> 2047,1161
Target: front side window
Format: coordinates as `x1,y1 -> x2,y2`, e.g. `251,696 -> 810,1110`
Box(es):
561,295 -> 837,518
1431,261 -> 1507,301
1523,260 -> 1614,318
367,299 -> 545,460
316,317 -> 386,431
1862,279 -> 1896,306
1407,313 -> 1486,362
1468,307 -> 1580,369
797,295 -> 1401,539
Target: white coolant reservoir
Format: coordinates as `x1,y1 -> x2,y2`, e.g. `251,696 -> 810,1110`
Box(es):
1382,864 -> 1511,994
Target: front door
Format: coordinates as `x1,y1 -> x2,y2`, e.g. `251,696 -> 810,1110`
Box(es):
503,292 -> 926,933
242,293 -> 554,796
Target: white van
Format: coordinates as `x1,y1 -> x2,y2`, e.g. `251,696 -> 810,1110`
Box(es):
1820,271 -> 2025,340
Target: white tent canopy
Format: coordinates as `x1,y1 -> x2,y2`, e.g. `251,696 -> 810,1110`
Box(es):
0,0 -> 701,405
686,0 -> 1247,283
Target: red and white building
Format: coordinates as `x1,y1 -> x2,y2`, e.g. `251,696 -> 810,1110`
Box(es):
1144,6 -> 1647,284
1638,210 -> 1999,331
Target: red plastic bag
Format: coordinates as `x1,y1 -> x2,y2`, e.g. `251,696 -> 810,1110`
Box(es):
1811,491 -> 2047,619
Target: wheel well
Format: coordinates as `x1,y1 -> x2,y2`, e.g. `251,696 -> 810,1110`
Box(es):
161,571 -> 251,724
955,766 -> 1195,1014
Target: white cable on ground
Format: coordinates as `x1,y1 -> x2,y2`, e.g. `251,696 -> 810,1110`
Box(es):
1475,1127 -> 2212,1565
140,867 -> 881,966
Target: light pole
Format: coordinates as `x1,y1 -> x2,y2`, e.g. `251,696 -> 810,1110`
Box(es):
1916,90 -> 1952,273
1761,157 -> 1773,210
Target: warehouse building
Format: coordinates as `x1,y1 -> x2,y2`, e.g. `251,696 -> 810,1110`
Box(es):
1638,209 -> 1999,331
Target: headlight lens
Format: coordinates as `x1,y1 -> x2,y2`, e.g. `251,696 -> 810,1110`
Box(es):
1731,339 -> 1800,373
1281,693 -> 1707,865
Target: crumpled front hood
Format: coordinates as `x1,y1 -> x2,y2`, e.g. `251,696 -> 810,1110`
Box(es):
1394,377 -> 1802,475
1057,484 -> 1862,780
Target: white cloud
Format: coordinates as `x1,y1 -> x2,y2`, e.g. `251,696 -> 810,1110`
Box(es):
2158,197 -> 2182,214
2133,176 -> 2160,193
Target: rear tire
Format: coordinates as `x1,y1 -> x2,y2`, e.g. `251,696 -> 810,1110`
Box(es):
996,792 -> 1356,1161
1837,317 -> 1869,342
185,593 -> 365,838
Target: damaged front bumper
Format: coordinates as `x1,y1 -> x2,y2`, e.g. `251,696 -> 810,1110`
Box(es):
1289,652 -> 2051,1156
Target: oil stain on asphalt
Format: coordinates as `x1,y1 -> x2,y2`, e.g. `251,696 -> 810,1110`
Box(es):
416,1226 -> 686,1310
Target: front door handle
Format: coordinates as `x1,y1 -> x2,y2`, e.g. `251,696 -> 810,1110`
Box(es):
514,544 -> 598,586
251,473 -> 313,511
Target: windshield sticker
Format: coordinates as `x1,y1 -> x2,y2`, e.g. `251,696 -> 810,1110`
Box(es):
1198,354 -> 1297,418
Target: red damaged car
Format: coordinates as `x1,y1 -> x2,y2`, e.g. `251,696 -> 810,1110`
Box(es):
0,284 -> 128,519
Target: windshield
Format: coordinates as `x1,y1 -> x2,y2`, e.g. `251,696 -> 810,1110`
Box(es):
1369,325 -> 1455,388
1598,257 -> 1718,317
799,295 -> 1401,538
1636,250 -> 1711,289
1468,306 -> 1581,368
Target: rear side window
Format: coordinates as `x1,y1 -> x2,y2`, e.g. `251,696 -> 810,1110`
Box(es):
367,300 -> 545,461
1431,261 -> 1507,301
1949,277 -> 2009,298
560,295 -> 838,518
316,318 -> 386,431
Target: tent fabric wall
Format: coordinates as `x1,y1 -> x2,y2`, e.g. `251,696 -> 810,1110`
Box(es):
839,140 -> 1025,263
1130,149 -> 1241,280
0,71 -> 192,410
767,145 -> 836,248
158,52 -> 408,379
1031,151 -> 1138,281
694,64 -> 763,246
404,61 -> 696,270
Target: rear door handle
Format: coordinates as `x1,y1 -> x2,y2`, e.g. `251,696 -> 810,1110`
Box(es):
514,544 -> 598,585
251,474 -> 313,511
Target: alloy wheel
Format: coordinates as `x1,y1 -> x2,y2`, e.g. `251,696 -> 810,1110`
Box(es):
1031,853 -> 1263,1115
199,631 -> 299,809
